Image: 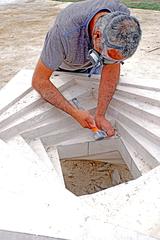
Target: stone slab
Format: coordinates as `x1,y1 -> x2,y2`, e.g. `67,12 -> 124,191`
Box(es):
117,121 -> 160,168
0,230 -> 67,240
0,69 -> 33,115
44,145 -> 65,186
0,83 -> 90,140
117,139 -> 133,176
88,138 -> 119,155
66,151 -> 124,165
41,126 -> 85,146
116,85 -> 160,106
111,95 -> 160,126
109,104 -> 160,143
0,74 -> 75,131
80,165 -> 160,239
28,138 -> 65,186
58,141 -> 89,160
119,76 -> 160,91
22,115 -> 74,140
0,137 -> 84,240
82,220 -> 159,240
0,90 -> 44,130
119,138 -> 149,177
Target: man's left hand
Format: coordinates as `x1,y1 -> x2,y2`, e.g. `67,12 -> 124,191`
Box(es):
95,115 -> 115,137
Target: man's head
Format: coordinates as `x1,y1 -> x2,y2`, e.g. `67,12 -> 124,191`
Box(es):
92,11 -> 142,63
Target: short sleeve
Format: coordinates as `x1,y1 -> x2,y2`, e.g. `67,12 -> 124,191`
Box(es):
40,25 -> 65,70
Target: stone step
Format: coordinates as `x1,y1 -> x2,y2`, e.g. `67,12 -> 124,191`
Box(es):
44,145 -> 65,186
108,105 -> 160,145
0,69 -> 77,116
116,121 -> 160,169
116,138 -> 137,177
81,220 -> 159,240
116,85 -> 160,107
119,137 -> 151,177
22,115 -> 76,140
0,69 -> 93,136
0,90 -> 44,130
55,114 -> 115,146
0,220 -> 158,240
41,126 -> 86,147
28,138 -> 65,187
20,94 -> 98,140
0,83 -> 89,140
111,94 -> 160,125
62,151 -> 124,165
21,96 -> 99,141
80,165 -> 160,239
0,104 -> 61,140
0,137 -> 85,240
0,230 -> 68,240
0,75 -> 75,130
2,138 -> 158,240
57,137 -> 119,160
6,136 -> 64,185
1,68 -> 160,240
119,76 -> 160,91
0,69 -> 33,115
0,136 -> 63,193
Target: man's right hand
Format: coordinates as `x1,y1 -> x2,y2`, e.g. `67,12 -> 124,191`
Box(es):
73,109 -> 96,129
32,60 -> 96,131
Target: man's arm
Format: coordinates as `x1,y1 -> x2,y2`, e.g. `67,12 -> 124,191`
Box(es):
32,59 -> 95,129
95,63 -> 120,136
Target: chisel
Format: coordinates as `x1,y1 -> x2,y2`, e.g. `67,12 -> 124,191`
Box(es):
72,97 -> 107,140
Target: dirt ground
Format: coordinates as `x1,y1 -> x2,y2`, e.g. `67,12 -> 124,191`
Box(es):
0,0 -> 160,88
0,0 -> 160,195
62,160 -> 133,196
0,0 -> 71,88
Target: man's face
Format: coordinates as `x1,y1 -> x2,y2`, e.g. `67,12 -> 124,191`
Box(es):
93,29 -> 127,64
107,48 -> 125,61
101,47 -> 126,64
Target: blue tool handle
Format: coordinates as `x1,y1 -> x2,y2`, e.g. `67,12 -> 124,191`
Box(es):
72,98 -> 84,110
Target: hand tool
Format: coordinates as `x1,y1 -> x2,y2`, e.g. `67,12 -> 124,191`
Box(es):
71,97 -> 107,140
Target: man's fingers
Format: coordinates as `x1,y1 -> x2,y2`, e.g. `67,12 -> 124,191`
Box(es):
106,128 -> 115,137
88,121 -> 96,129
86,115 -> 96,129
99,119 -> 115,136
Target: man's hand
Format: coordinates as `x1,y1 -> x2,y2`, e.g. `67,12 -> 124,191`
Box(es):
95,115 -> 115,137
74,109 -> 96,129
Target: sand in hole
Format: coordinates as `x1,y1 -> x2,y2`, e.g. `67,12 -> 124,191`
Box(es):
61,159 -> 133,196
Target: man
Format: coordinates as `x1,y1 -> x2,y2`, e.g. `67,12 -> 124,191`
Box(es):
32,0 -> 141,137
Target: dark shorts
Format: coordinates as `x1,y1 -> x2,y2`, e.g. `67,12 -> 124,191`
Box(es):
57,66 -> 102,75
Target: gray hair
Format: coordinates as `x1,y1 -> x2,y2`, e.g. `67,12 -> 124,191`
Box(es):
94,11 -> 142,58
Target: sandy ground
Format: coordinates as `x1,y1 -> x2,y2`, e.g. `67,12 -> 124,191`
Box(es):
62,160 -> 133,196
0,0 -> 71,88
1,0 -> 160,88
0,0 -> 160,195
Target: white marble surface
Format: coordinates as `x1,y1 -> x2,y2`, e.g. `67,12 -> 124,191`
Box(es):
81,165 -> 160,238
0,69 -> 160,239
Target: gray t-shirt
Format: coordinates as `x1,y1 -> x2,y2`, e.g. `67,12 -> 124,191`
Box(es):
40,0 -> 130,71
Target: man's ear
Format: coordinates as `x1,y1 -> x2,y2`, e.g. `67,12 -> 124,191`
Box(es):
92,30 -> 103,52
93,30 -> 102,41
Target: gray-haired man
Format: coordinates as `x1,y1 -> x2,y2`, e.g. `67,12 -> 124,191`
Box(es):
32,0 -> 142,137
